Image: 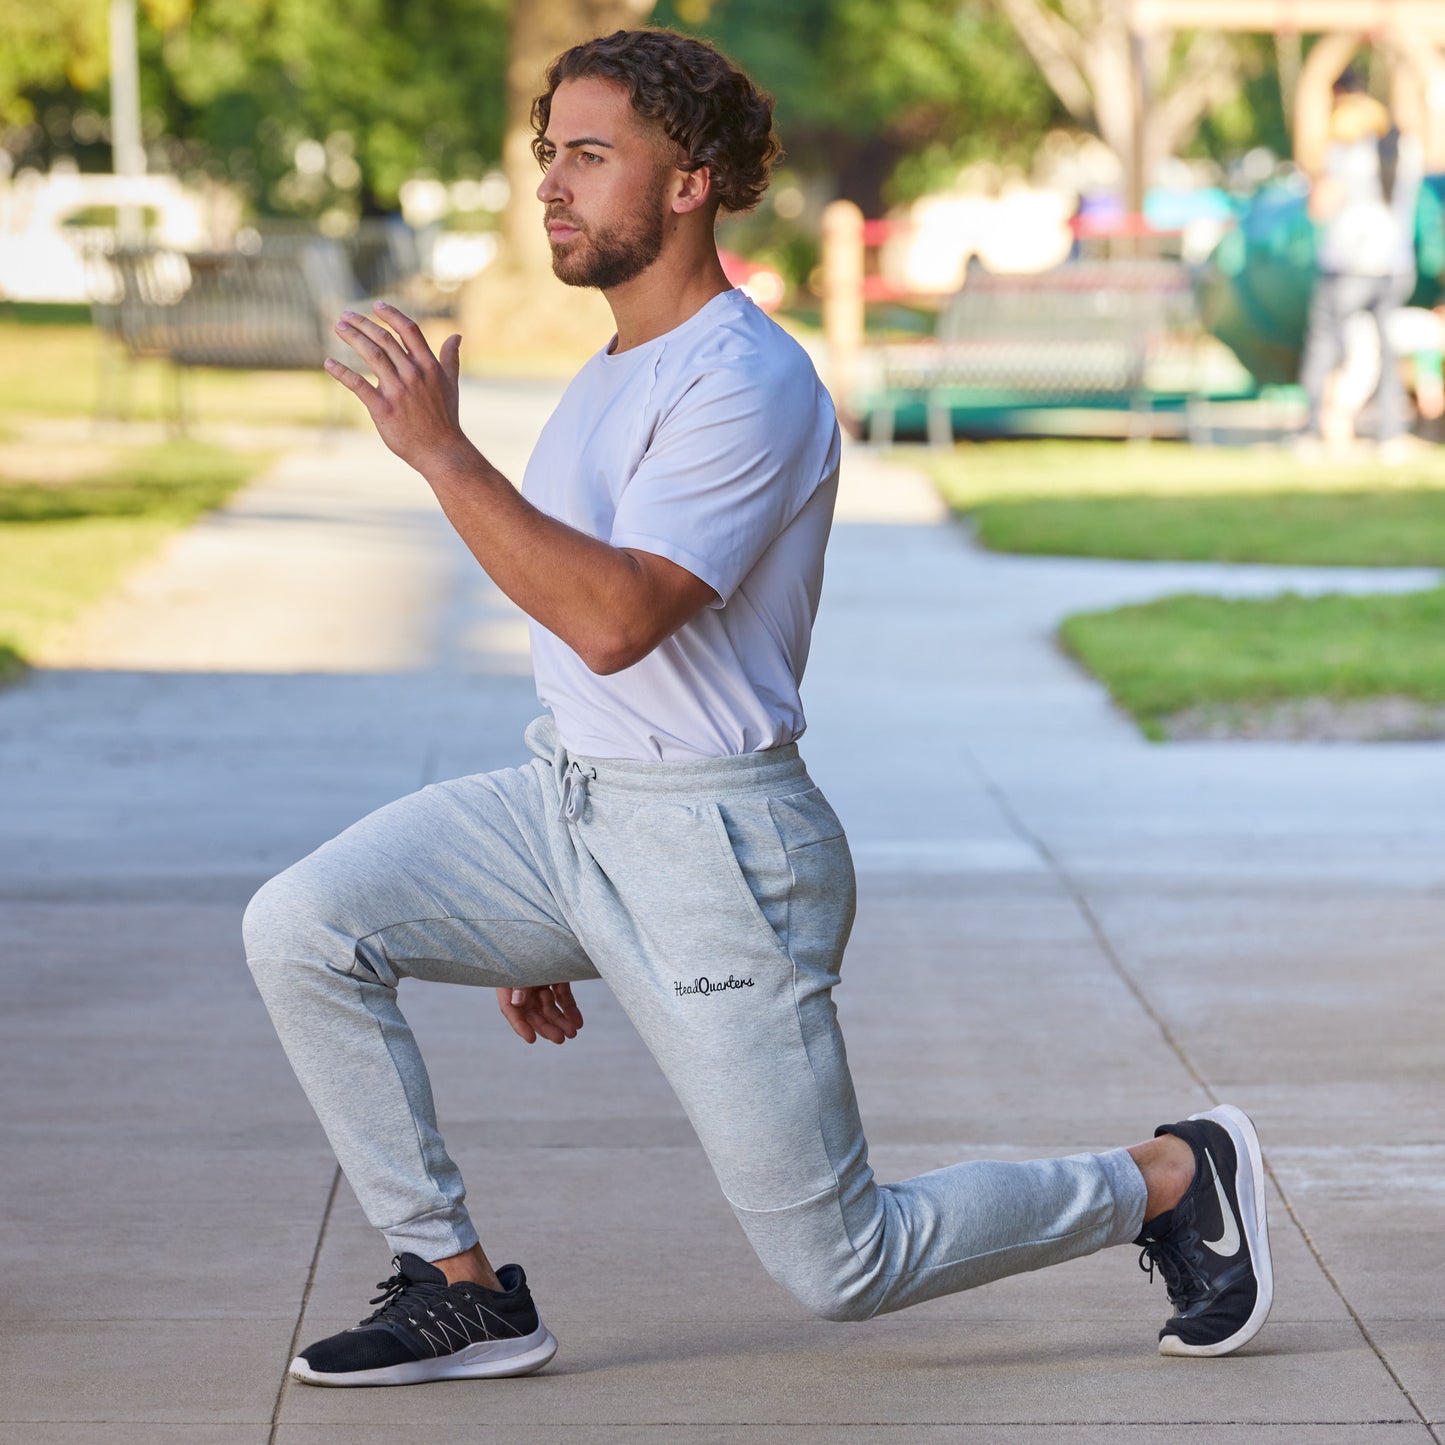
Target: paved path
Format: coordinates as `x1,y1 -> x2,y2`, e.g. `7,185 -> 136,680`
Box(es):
2,381 -> 1443,1443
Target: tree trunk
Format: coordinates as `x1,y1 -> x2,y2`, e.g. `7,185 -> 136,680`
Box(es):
461,0 -> 658,368
994,0 -> 1243,208
811,130 -> 901,219
500,0 -> 658,278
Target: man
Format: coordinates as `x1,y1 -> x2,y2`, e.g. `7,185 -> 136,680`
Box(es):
245,29 -> 1272,1389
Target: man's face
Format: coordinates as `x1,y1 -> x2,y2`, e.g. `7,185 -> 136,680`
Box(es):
536,76 -> 677,291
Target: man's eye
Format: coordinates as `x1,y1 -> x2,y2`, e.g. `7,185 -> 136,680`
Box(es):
537,150 -> 556,170
580,151 -> 602,165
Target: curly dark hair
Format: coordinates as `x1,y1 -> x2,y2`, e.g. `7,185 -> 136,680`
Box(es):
531,29 -> 781,215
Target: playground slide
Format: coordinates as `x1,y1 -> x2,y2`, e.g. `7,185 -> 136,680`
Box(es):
1196,176 -> 1445,385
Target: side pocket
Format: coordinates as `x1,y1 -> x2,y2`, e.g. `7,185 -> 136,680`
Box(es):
705,801 -> 793,959
770,791 -> 855,986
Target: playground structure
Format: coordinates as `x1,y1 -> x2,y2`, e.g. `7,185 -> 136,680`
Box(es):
826,0 -> 1445,441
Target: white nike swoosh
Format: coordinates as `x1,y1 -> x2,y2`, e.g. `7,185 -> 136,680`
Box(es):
1201,1149 -> 1243,1258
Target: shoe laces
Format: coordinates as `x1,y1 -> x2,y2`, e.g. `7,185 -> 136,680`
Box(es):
361,1258 -> 453,1329
1137,1200 -> 1208,1308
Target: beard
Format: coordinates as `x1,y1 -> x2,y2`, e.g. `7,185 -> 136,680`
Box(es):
547,204 -> 666,291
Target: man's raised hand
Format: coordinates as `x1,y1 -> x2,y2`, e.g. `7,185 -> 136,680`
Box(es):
326,302 -> 472,477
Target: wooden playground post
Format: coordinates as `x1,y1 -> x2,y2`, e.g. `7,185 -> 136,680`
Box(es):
821,199 -> 865,419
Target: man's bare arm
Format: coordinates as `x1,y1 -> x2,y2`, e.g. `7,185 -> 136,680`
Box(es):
327,303 -> 715,674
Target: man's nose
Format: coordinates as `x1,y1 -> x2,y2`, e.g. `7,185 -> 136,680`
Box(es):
537,166 -> 567,205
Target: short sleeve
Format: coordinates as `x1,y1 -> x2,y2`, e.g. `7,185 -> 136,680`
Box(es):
609,355 -> 832,607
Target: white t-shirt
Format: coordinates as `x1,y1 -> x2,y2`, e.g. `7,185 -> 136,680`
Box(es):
521,288 -> 840,761
1317,132 -> 1423,278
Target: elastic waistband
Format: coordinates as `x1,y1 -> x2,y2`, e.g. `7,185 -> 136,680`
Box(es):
525,715 -> 810,801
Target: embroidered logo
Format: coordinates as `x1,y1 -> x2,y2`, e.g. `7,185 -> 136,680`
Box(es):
674,974 -> 754,998
1201,1149 -> 1242,1258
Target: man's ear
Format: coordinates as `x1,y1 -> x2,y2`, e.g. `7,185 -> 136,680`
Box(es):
672,164 -> 714,215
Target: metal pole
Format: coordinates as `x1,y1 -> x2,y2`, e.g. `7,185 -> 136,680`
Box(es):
1129,24 -> 1150,257
109,0 -> 146,246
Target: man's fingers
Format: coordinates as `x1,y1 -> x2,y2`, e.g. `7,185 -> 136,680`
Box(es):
335,313 -> 405,381
440,333 -> 462,384
495,986 -> 537,1044
551,981 -> 584,1030
323,357 -> 379,404
539,985 -> 580,1036
376,300 -> 433,357
530,992 -> 574,1044
497,985 -> 580,1046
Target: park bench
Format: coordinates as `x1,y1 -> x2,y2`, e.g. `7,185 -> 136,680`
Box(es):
87,227 -> 451,426
858,259 -> 1201,445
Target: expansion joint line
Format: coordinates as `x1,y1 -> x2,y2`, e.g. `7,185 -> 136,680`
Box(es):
964,747 -> 1439,1443
268,1165 -> 341,1445
264,710 -> 436,1438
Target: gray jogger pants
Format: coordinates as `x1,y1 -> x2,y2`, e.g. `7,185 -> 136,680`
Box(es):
245,716 -> 1147,1322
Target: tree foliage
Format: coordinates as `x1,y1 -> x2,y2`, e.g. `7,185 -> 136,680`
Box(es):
653,0 -> 1064,210
0,0 -> 1293,227
990,0 -> 1259,201
0,0 -> 112,126
165,0 -> 509,213
1,0 -> 509,217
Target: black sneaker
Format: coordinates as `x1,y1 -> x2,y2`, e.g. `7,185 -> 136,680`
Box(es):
1135,1103 -> 1273,1357
289,1254 -> 557,1387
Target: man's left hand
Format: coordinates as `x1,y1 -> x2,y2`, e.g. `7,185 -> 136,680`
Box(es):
496,983 -> 585,1045
326,303 -> 474,477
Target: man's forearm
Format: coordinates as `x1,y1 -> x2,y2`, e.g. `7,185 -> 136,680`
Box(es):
323,304 -> 712,673
424,444 -> 668,674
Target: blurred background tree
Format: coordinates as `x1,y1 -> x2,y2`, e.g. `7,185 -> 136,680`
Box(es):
1,1 -> 1294,224
0,0 -> 510,224
991,0 -> 1258,209
0,0 -> 114,126
500,0 -> 656,277
654,0 -> 1064,215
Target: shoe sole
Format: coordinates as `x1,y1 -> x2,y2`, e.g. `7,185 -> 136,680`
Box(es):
288,1323 -> 558,1387
1159,1103 -> 1274,1358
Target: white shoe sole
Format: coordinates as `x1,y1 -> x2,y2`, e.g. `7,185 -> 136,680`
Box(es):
1158,1103 -> 1273,1358
288,1322 -> 558,1387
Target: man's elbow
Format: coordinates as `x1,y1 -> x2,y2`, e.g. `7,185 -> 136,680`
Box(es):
578,628 -> 655,676
583,648 -> 637,677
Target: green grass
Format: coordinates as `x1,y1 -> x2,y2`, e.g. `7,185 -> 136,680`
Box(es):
0,320 -> 305,672
929,440 -> 1445,566
971,489 -> 1445,566
927,441 -> 1445,736
931,438 -> 1445,501
0,441 -> 269,668
1062,588 -> 1445,739
0,321 -> 353,426
0,301 -> 93,326
0,443 -> 257,523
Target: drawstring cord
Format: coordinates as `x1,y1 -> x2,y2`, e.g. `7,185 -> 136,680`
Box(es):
557,761 -> 596,824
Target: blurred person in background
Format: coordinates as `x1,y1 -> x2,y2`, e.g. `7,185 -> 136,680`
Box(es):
1325,302 -> 1445,447
1299,65 -> 1424,459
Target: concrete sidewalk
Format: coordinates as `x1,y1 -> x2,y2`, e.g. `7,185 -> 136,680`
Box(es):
2,379 -> 1442,1443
